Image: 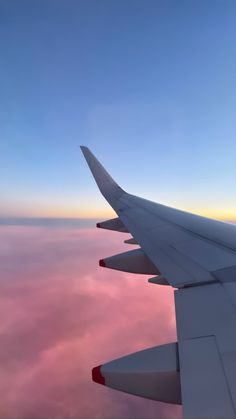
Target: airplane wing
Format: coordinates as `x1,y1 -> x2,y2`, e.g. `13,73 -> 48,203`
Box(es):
81,146 -> 236,418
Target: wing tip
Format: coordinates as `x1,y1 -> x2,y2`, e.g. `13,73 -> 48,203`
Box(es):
80,145 -> 89,153
80,145 -> 125,205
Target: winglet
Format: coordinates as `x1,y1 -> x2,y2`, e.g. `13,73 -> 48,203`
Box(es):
80,146 -> 125,208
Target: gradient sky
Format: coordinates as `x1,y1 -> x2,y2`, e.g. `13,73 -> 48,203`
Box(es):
1,0 -> 236,219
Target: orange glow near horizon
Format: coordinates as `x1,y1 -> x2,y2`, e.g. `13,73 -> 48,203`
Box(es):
181,207 -> 236,222
2,206 -> 236,222
0,208 -> 236,222
0,208 -> 115,219
1,193 -> 236,222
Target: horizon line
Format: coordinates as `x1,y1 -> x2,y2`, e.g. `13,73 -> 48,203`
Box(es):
0,214 -> 236,224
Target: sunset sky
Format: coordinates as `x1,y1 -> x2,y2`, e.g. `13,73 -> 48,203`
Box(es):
1,0 -> 236,220
1,2 -> 236,419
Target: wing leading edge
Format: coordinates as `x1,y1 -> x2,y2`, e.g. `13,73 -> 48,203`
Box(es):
81,146 -> 236,418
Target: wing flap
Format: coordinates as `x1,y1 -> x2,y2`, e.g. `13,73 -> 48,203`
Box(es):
175,283 -> 236,417
179,336 -> 235,418
175,239 -> 236,272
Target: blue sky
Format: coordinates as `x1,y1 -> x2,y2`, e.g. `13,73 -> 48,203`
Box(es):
1,0 -> 236,219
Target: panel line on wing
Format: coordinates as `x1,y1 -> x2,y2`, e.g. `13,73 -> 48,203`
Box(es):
121,194 -> 236,254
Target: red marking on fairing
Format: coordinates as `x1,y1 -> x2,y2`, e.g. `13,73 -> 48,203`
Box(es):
99,259 -> 106,267
92,365 -> 105,385
96,223 -> 101,228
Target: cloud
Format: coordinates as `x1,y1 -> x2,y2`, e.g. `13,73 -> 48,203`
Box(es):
0,225 -> 182,419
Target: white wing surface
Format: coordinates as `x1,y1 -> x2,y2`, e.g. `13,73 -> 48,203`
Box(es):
81,146 -> 236,418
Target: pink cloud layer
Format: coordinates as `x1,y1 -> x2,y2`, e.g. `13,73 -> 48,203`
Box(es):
0,225 -> 182,419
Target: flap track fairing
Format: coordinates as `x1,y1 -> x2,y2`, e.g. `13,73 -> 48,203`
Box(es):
97,217 -> 128,233
92,343 -> 181,404
99,248 -> 160,275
